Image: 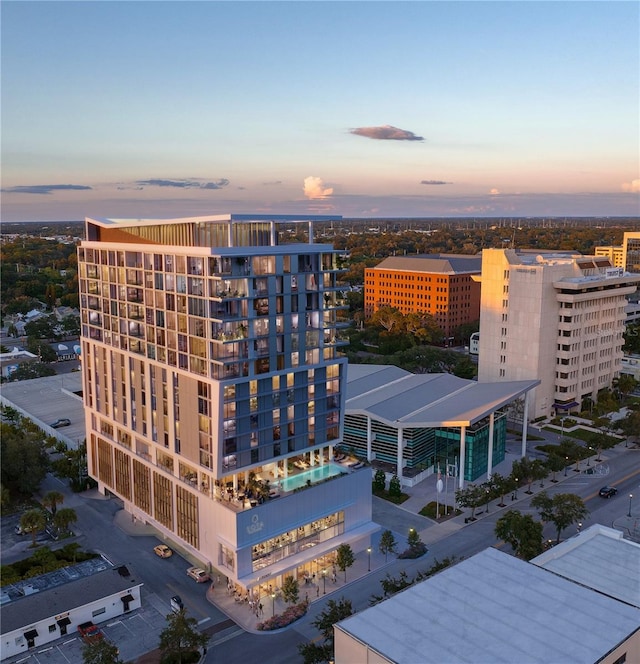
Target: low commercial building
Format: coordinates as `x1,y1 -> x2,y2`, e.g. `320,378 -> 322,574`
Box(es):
334,542 -> 640,664
343,364 -> 538,486
1,561 -> 142,661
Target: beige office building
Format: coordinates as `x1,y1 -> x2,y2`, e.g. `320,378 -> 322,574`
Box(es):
477,249 -> 640,420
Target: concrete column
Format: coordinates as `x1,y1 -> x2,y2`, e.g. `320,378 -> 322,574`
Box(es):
521,394 -> 530,458
396,428 -> 403,479
270,221 -> 276,247
487,412 -> 495,480
458,426 -> 467,490
367,417 -> 372,462
328,444 -> 334,462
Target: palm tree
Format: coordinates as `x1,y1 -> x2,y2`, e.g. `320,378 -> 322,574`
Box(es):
20,509 -> 46,548
42,490 -> 64,516
53,507 -> 77,535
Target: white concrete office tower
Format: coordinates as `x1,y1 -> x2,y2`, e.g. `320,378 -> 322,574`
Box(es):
78,214 -> 376,596
477,249 -> 640,420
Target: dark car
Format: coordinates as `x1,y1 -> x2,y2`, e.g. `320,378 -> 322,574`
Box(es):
599,486 -> 618,498
50,418 -> 71,428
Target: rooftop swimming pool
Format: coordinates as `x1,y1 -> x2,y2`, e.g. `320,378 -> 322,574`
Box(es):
278,463 -> 345,493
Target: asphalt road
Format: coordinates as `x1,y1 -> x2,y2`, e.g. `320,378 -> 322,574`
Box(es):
3,445 -> 639,664
208,445 -> 640,664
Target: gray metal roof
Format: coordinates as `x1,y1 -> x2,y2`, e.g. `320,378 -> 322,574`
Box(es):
335,547 -> 640,664
346,365 -> 539,427
371,254 -> 482,274
532,525 -> 640,608
1,565 -> 143,633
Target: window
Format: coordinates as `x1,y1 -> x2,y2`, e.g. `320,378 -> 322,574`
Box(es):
92,607 -> 106,617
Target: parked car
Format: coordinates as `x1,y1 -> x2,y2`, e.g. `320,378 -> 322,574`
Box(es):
599,486 -> 618,498
77,622 -> 103,645
170,595 -> 184,613
50,418 -> 71,428
154,544 -> 173,558
186,566 -> 210,583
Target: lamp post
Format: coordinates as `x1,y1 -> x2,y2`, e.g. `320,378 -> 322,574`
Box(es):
367,547 -> 371,572
271,592 -> 276,617
514,478 -> 518,500
629,494 -> 633,518
577,522 -> 582,533
322,569 -> 326,594
587,447 -> 591,467
564,457 -> 568,477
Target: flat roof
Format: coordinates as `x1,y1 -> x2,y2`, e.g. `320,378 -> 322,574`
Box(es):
335,547 -> 640,664
371,254 -> 481,274
346,365 -> 539,427
1,564 -> 142,633
532,524 -> 640,608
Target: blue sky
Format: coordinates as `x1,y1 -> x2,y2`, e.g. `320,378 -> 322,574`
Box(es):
2,1 -> 639,220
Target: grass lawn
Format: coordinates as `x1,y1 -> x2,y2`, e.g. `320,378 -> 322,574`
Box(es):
419,501 -> 462,520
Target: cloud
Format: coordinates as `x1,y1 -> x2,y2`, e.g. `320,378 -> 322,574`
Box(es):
304,176 -> 333,200
262,181 -> 282,186
489,188 -> 500,195
350,125 -> 424,141
420,180 -> 451,186
1,184 -> 92,195
136,178 -> 229,190
621,179 -> 640,193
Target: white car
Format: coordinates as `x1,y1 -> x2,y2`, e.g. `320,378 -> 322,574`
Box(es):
186,566 -> 210,583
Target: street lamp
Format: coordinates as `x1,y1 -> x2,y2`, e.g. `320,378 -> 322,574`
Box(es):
564,457 -> 568,477
271,592 -> 276,617
587,447 -> 592,467
367,547 -> 371,572
322,569 -> 326,594
514,478 -> 518,500
577,522 -> 582,533
629,494 -> 633,518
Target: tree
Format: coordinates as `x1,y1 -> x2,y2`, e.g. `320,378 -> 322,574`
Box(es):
372,469 -> 386,493
54,507 -> 78,535
491,473 -> 513,507
529,459 -> 548,490
4,361 -> 56,381
495,510 -> 544,560
299,596 -> 354,663
378,529 -> 397,562
42,490 -> 64,516
20,508 -> 46,547
158,609 -> 209,664
455,483 -> 485,520
281,575 -> 299,605
388,474 -> 402,499
531,491 -> 589,544
335,543 -> 355,582
544,453 -> 566,483
82,639 -> 124,664
31,546 -> 58,573
452,355 -> 477,379
0,422 -> 49,495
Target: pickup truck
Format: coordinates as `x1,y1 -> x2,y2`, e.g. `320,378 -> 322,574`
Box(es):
77,622 -> 104,645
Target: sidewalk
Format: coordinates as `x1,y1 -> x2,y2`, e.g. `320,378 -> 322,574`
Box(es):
109,438 -> 632,635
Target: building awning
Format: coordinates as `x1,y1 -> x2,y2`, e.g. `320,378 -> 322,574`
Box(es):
24,629 -> 38,640
56,617 -> 71,627
555,402 -> 579,410
121,594 -> 134,603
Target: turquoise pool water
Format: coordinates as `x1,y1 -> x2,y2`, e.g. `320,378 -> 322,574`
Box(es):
279,463 -> 344,492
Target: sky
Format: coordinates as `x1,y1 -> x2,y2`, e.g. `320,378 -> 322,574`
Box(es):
2,0 -> 639,221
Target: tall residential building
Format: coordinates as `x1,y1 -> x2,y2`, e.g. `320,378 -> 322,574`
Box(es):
364,255 -> 481,338
78,214 -> 376,597
477,249 -> 640,420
